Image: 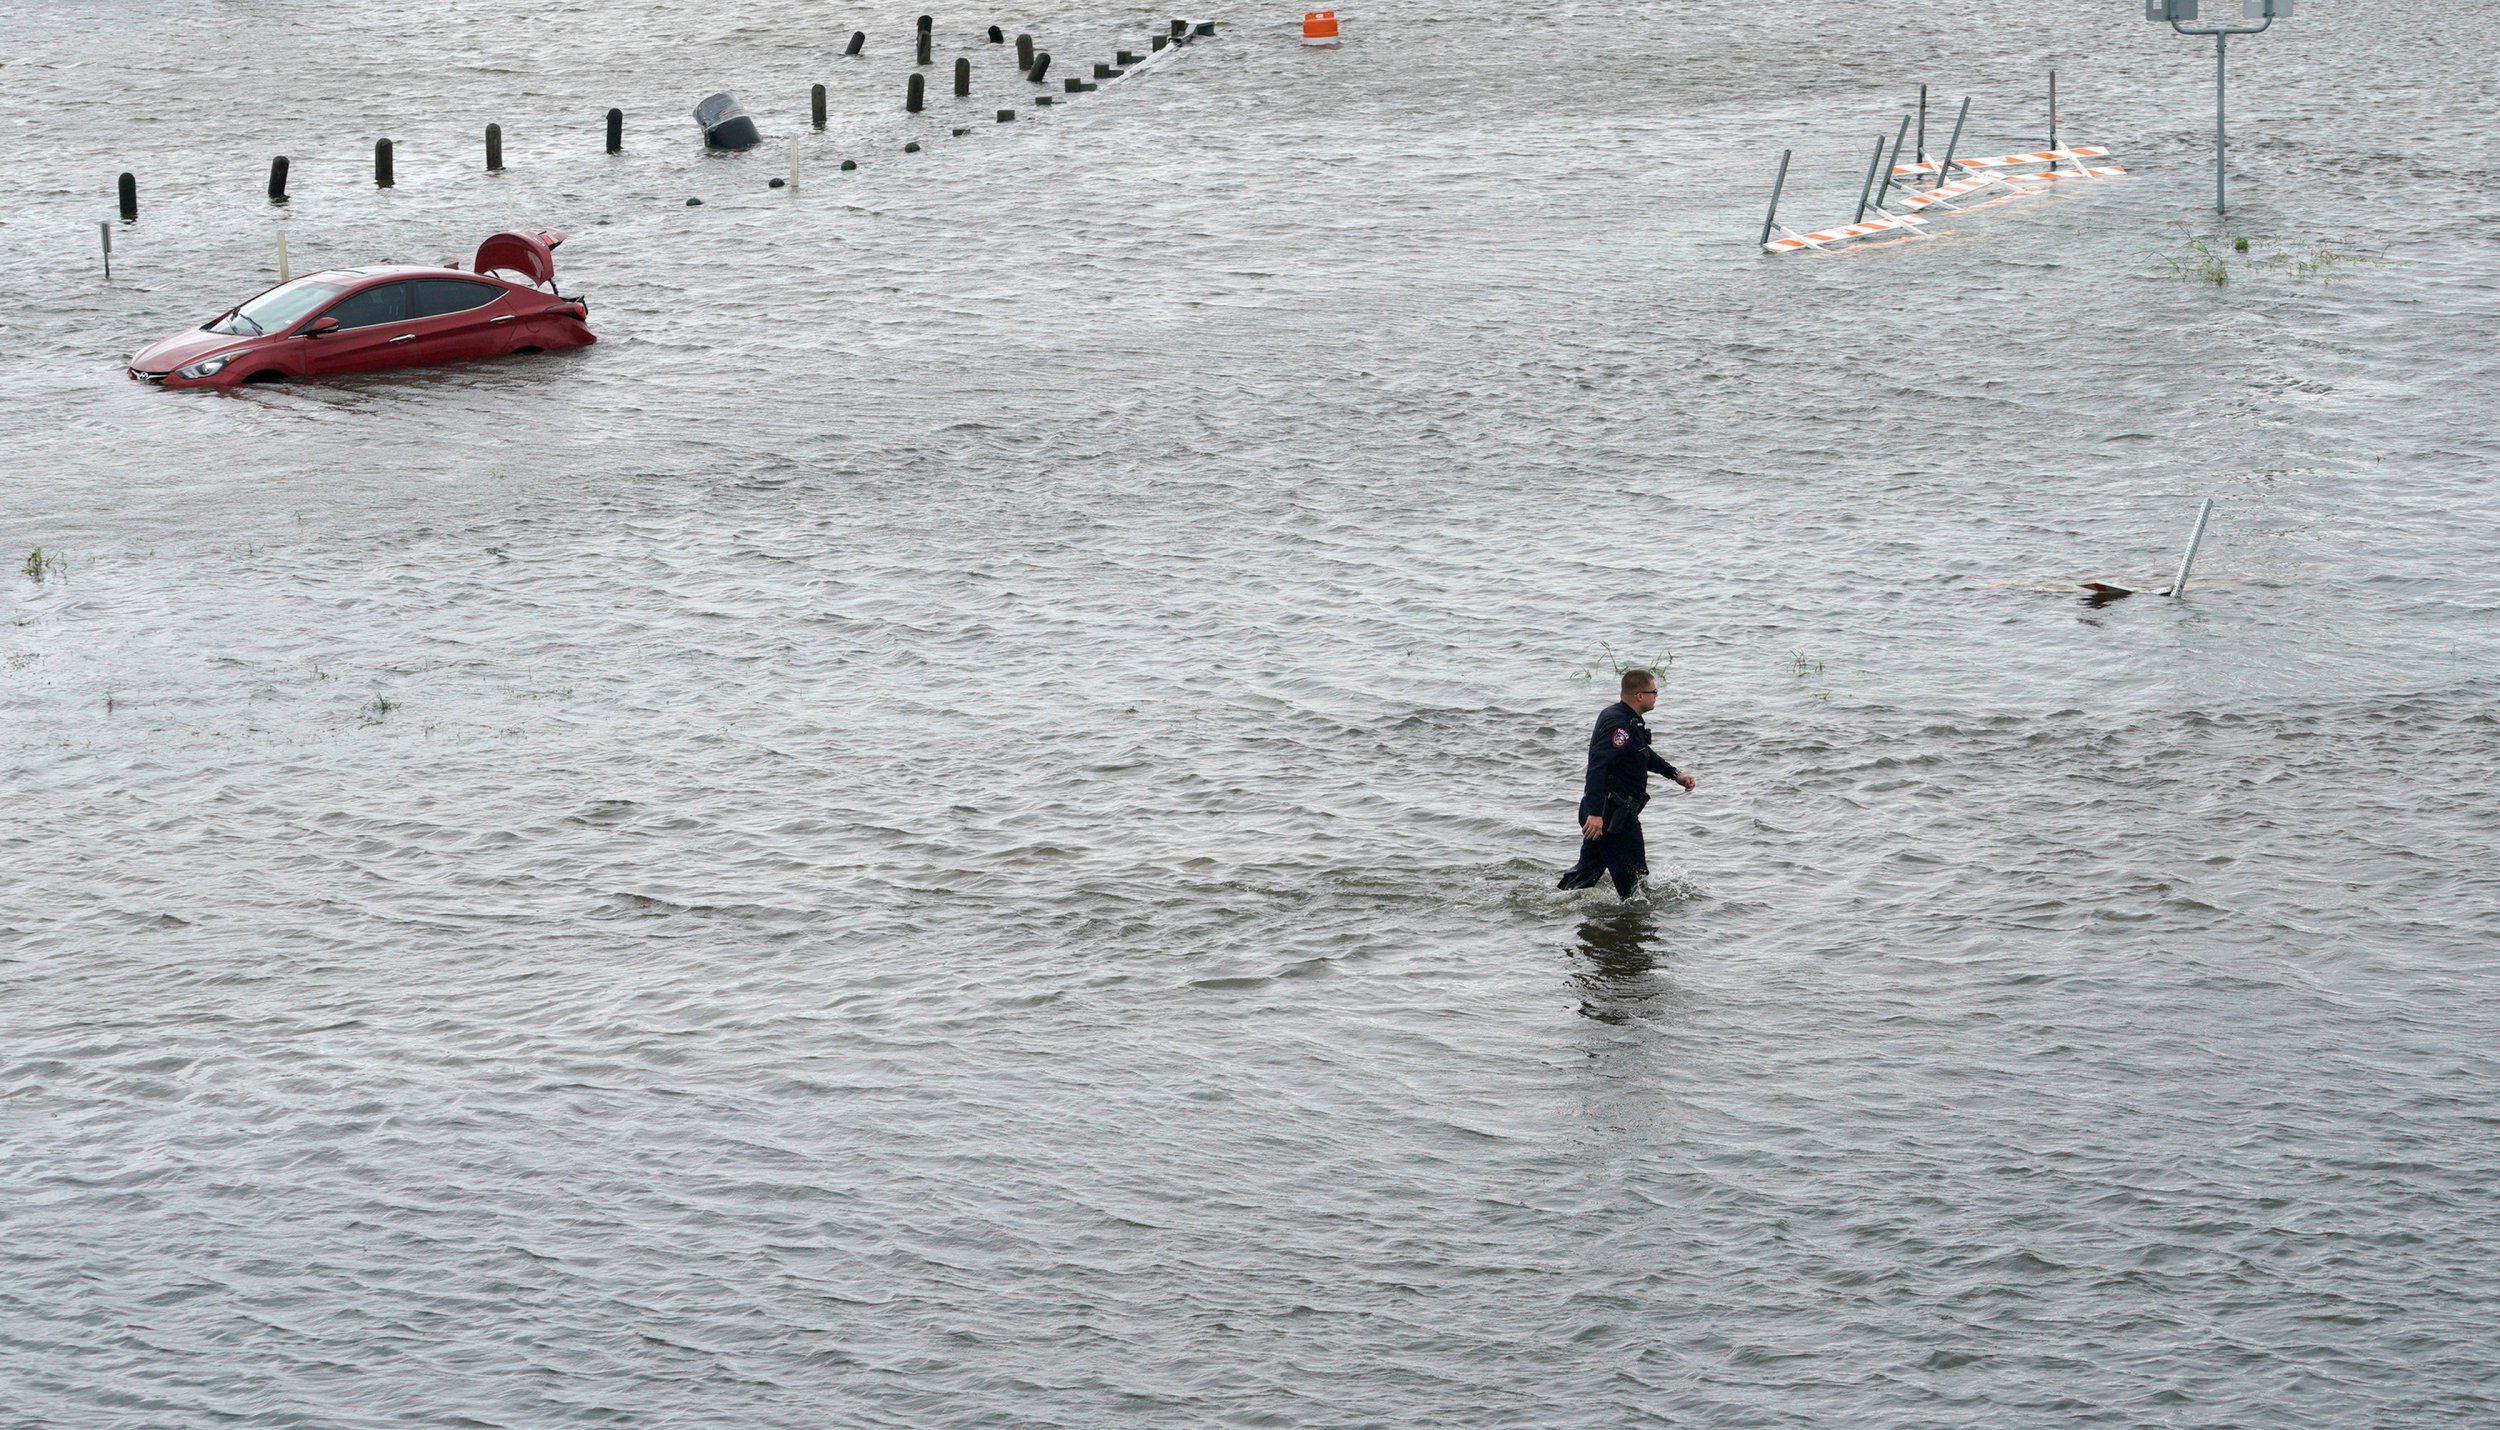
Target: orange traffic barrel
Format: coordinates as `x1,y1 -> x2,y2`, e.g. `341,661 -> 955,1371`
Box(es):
1302,10 -> 1339,43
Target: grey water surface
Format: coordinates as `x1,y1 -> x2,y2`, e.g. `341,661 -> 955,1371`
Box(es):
4,0 -> 2498,1424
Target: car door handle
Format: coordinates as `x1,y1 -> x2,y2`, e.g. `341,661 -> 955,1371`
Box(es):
388,333 -> 417,344
489,315 -> 515,325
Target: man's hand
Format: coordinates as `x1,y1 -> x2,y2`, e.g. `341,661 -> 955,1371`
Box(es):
1675,772 -> 1697,793
1581,815 -> 1605,841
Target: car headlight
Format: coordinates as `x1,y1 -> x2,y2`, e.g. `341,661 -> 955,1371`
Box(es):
174,352 -> 240,379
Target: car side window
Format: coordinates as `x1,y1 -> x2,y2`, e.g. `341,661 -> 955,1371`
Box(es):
319,282 -> 411,330
411,280 -> 502,319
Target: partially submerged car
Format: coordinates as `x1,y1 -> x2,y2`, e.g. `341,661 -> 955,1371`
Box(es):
128,229 -> 593,387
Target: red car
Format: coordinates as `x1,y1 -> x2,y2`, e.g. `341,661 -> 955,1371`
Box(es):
128,228 -> 593,387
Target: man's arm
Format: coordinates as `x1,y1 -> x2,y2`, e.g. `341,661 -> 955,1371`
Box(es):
1577,712 -> 1621,835
1645,749 -> 1697,791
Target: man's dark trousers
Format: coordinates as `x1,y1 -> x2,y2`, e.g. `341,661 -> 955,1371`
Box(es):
1560,813 -> 1645,898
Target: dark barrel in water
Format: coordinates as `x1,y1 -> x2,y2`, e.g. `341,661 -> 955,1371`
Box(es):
692,92 -> 762,151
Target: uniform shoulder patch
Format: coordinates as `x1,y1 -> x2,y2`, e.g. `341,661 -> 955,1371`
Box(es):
1610,728 -> 1631,748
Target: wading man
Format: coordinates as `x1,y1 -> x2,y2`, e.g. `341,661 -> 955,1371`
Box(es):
1558,668 -> 1696,900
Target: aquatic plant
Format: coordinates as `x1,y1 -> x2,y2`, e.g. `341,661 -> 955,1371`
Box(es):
2165,229 -> 2372,287
21,546 -> 67,583
2168,237 -> 2232,286
1574,642 -> 1671,682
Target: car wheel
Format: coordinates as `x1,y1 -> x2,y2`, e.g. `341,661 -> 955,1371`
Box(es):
241,369 -> 286,384
513,345 -> 543,354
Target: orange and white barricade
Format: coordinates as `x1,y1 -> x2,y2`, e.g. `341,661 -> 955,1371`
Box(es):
1761,211 -> 1929,255
1302,10 -> 1339,44
1887,144 -> 2124,217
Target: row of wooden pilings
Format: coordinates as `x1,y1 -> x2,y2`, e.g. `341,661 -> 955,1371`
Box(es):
108,16 -> 1221,217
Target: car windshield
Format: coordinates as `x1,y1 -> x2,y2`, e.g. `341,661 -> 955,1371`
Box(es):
208,278 -> 347,336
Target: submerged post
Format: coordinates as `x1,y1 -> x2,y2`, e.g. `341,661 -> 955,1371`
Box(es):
1757,149 -> 1790,249
956,56 -> 971,95
1016,32 -> 1033,68
812,83 -> 827,128
117,172 -> 137,220
1875,113 -> 1911,210
1917,84 -> 1928,164
847,30 -> 866,56
906,72 -> 924,111
1853,134 -> 1886,223
1937,96 -> 1970,183
268,154 -> 289,202
607,107 -> 623,152
1028,51 -> 1050,82
374,138 -> 394,187
486,123 -> 503,172
277,228 -> 289,282
917,27 -> 932,65
2169,498 -> 2214,597
2049,68 -> 2059,149
99,221 -> 111,279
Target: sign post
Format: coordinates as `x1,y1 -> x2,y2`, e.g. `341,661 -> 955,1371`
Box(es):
2150,0 -> 2292,214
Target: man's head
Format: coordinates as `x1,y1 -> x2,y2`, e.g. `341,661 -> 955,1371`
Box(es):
1620,668 -> 1657,714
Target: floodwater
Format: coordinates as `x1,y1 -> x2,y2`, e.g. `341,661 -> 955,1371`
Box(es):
5,0 -> 2498,1423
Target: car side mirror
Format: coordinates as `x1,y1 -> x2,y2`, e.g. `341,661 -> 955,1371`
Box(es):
301,316 -> 340,338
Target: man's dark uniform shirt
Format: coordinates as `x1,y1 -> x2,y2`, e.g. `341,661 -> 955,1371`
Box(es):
1559,700 -> 1679,898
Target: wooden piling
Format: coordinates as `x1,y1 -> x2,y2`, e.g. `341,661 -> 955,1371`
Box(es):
486,123 -> 502,172
1028,51 -> 1050,81
917,28 -> 932,65
907,73 -> 925,112
1016,33 -> 1033,68
117,172 -> 136,220
997,108 -> 1015,122
607,107 -> 623,152
374,139 -> 393,188
847,30 -> 866,56
268,155 -> 289,203
955,56 -> 971,95
988,24 -> 1003,41
812,83 -> 827,128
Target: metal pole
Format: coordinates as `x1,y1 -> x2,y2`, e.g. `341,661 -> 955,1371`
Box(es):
99,221 -> 111,280
1853,135 -> 1886,223
1917,85 -> 1928,164
1937,97 -> 1970,184
2049,68 -> 2058,149
1874,114 -> 1911,211
2215,32 -> 2228,212
2169,498 -> 2214,597
2170,13 -> 2267,215
1758,149 -> 1790,249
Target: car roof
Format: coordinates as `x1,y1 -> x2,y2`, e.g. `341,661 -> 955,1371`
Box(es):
317,265 -> 510,282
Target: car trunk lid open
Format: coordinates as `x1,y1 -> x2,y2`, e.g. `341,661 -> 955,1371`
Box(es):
473,229 -> 566,288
